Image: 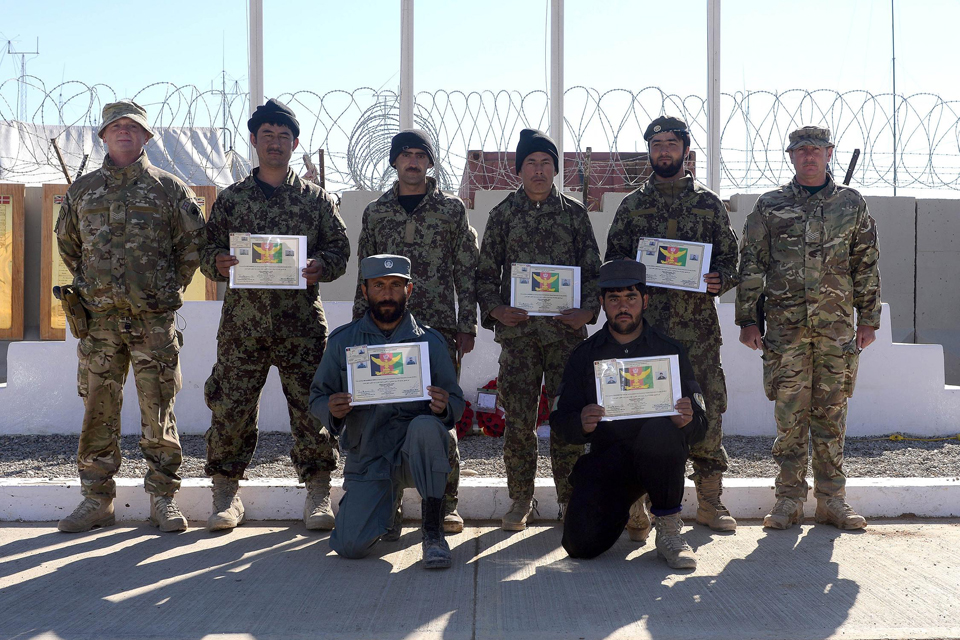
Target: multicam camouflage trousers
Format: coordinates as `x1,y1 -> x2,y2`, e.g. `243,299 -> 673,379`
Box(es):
497,335 -> 583,504
433,327 -> 464,514
76,311 -> 183,499
762,330 -> 860,500
684,341 -> 730,479
204,336 -> 338,483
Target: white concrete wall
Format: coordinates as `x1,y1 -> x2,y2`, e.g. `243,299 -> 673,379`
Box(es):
916,199 -> 960,385
2,300 -> 958,437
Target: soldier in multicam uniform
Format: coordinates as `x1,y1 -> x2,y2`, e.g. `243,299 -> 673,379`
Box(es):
200,99 -> 350,532
736,125 -> 881,531
353,130 -> 479,535
605,116 -> 740,539
56,100 -> 205,533
477,129 -> 602,531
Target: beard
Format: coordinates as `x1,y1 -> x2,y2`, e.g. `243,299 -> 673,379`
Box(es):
609,313 -> 643,336
651,155 -> 684,178
370,295 -> 407,324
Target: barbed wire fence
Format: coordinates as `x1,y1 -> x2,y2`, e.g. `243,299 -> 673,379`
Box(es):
2,78 -> 960,197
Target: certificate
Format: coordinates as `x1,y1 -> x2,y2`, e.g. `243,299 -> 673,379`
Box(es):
636,237 -> 713,293
509,262 -> 581,315
229,233 -> 307,289
346,341 -> 432,406
594,354 -> 681,421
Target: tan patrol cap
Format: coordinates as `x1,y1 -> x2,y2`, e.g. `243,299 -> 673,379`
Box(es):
786,125 -> 833,151
98,100 -> 154,140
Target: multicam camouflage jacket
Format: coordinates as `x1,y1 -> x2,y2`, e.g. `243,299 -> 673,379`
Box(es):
605,174 -> 740,347
735,175 -> 881,344
352,177 -> 479,335
56,152 -> 205,315
200,168 -> 350,340
477,186 -> 602,344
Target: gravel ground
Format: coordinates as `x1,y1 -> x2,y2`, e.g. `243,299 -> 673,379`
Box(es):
1,432 -> 957,480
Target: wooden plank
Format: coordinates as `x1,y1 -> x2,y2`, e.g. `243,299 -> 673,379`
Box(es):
0,184 -> 25,340
40,184 -> 70,341
183,185 -> 219,301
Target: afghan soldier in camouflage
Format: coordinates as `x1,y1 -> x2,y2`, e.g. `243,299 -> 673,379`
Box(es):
477,129 -> 602,530
736,125 -> 881,531
56,100 -> 205,533
605,115 -> 740,537
200,99 -> 350,532
353,129 -> 479,534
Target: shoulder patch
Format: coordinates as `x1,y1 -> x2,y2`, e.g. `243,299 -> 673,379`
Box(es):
694,393 -> 706,412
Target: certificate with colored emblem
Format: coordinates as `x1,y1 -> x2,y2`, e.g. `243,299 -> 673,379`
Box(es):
346,341 -> 432,406
509,262 -> 581,315
635,237 -> 713,293
229,234 -> 307,289
594,355 -> 681,420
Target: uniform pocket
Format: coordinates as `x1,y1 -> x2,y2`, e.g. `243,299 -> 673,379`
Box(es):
842,344 -> 860,398
761,344 -> 781,402
152,336 -> 182,399
127,206 -> 162,273
76,337 -> 94,398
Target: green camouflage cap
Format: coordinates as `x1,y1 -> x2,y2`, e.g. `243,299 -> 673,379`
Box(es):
644,115 -> 689,141
361,254 -> 412,280
786,125 -> 833,151
98,100 -> 154,140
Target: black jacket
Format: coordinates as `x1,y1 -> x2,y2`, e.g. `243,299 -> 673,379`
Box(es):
550,321 -> 708,451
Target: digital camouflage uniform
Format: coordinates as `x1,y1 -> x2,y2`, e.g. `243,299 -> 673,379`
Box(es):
605,174 -> 740,477
736,175 -> 881,500
56,151 -> 205,499
477,185 -> 602,503
352,176 -> 479,511
200,168 -> 349,483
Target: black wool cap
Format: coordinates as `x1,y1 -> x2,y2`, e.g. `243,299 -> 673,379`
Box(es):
515,128 -> 559,175
598,259 -> 646,289
248,98 -> 300,138
390,129 -> 436,166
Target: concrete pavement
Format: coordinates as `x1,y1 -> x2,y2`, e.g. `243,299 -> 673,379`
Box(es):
0,520 -> 958,640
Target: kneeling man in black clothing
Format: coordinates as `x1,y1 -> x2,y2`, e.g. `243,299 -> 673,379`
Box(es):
550,259 -> 707,570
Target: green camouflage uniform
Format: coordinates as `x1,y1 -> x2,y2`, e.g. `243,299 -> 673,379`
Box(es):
352,176 -> 479,512
477,186 -> 601,503
736,175 -> 881,500
200,168 -> 349,482
56,151 -> 205,499
605,174 -> 740,477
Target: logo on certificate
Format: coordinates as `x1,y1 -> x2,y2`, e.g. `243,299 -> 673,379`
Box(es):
371,352 -> 404,376
253,242 -> 283,264
532,271 -> 559,292
620,366 -> 653,391
658,246 -> 688,267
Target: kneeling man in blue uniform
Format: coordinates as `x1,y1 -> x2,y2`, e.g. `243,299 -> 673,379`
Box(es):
550,260 -> 708,570
310,255 -> 463,569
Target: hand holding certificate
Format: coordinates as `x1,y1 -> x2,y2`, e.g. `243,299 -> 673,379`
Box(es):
229,233 -> 308,289
509,262 -> 581,315
636,237 -> 713,293
346,342 -> 432,405
594,354 -> 682,420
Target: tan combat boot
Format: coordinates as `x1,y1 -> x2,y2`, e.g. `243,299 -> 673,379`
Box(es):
763,497 -> 804,530
443,508 -> 464,534
626,495 -> 653,544
654,512 -> 697,570
815,496 -> 867,530
694,472 -> 737,531
208,475 -> 245,532
58,497 -> 115,533
150,495 -> 188,532
501,498 -> 536,531
304,474 -> 335,531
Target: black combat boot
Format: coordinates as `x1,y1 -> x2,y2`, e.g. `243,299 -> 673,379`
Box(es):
421,497 -> 452,569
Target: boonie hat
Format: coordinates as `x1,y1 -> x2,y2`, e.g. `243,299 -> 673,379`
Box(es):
598,259 -> 646,288
643,115 -> 688,142
98,100 -> 154,140
786,126 -> 833,151
361,254 -> 412,280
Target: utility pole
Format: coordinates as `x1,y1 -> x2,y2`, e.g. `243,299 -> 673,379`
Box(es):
7,39 -> 39,121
